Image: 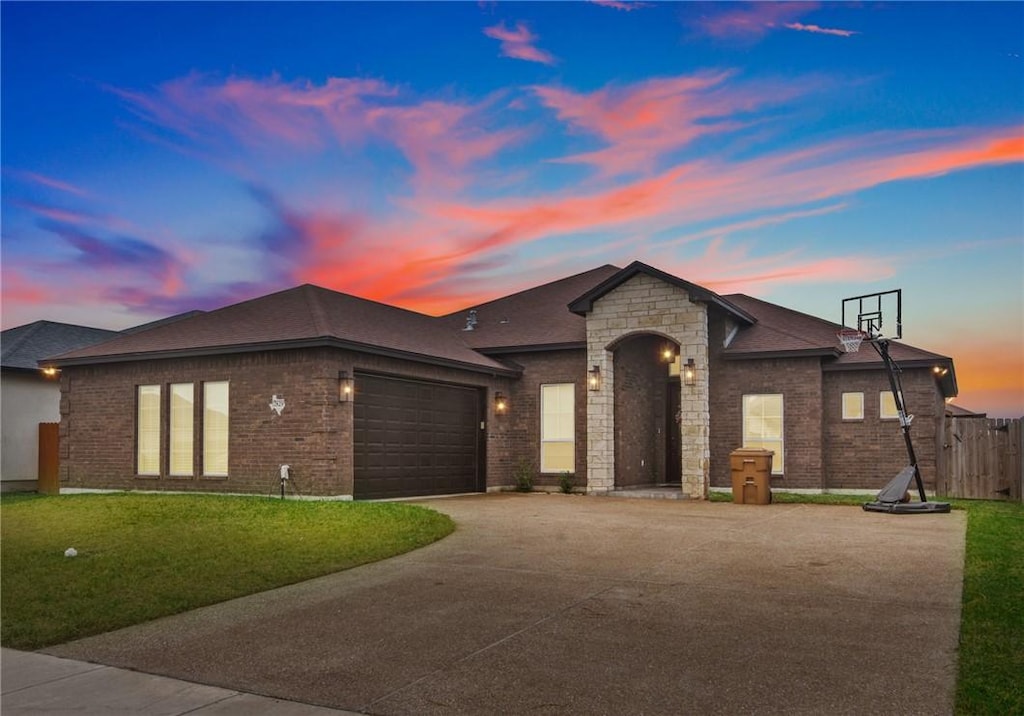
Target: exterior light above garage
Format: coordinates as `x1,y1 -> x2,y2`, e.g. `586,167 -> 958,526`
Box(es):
338,371 -> 354,402
661,345 -> 676,362
682,358 -> 697,386
588,365 -> 601,391
494,391 -> 508,414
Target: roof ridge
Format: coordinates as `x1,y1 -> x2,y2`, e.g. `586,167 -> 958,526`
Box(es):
1,321 -> 43,356
303,285 -> 332,337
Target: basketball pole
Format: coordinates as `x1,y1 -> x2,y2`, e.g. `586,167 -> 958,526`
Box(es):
870,337 -> 928,503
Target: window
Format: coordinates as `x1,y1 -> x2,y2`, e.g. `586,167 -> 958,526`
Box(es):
842,392 -> 864,421
203,381 -> 229,476
137,385 -> 161,475
169,383 -> 194,476
880,391 -> 900,420
540,383 -> 575,473
742,394 -> 784,474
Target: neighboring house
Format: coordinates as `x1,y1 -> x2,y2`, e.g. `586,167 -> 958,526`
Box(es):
1,321 -> 119,492
49,261 -> 958,500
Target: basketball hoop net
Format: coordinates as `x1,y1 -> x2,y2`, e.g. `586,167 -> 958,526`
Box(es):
837,328 -> 866,353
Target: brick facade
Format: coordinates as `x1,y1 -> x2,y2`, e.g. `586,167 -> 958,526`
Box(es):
822,368 -> 945,492
60,347 -> 514,497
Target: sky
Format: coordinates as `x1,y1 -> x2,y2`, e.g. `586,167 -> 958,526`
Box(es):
1,1 -> 1022,416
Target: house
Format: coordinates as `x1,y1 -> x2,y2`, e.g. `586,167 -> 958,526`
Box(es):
47,261 -> 957,500
1,321 -> 119,492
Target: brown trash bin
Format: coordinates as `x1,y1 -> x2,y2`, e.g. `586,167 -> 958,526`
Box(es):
730,448 -> 774,504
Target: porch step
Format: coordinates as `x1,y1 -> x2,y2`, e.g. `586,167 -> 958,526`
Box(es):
605,486 -> 689,500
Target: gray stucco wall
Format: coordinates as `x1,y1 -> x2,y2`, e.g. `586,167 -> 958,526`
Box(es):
2,371 -> 60,490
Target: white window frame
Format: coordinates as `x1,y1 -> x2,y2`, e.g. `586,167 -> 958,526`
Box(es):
137,385 -> 161,476
169,383 -> 194,476
540,383 -> 575,474
880,391 -> 900,420
842,392 -> 864,421
203,381 -> 229,477
742,393 -> 784,475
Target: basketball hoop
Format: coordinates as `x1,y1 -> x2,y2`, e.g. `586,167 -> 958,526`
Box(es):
837,328 -> 866,353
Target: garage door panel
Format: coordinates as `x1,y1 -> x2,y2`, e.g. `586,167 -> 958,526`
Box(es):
353,373 -> 482,500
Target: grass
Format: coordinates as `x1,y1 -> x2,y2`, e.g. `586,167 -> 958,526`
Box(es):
0,492 -> 454,650
2,490 -> 1021,713
712,489 -> 1023,715
954,499 -> 1024,715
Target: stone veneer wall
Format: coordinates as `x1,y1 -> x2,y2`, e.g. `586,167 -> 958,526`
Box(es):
585,273 -> 709,498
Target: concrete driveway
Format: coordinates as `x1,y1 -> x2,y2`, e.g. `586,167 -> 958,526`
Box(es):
47,494 -> 966,715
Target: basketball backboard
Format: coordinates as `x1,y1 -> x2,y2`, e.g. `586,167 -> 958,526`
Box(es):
841,289 -> 902,340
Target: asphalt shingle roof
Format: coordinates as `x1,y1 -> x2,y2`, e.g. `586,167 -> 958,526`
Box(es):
1,321 -> 120,370
52,285 -> 516,374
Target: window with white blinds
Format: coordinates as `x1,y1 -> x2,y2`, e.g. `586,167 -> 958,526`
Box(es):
169,383 -> 194,476
137,385 -> 161,475
203,381 -> 229,476
540,383 -> 575,473
742,393 -> 784,474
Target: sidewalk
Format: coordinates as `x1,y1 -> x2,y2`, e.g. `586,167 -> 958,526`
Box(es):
1,648 -> 359,715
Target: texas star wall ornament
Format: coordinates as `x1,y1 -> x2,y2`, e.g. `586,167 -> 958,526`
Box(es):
269,394 -> 286,416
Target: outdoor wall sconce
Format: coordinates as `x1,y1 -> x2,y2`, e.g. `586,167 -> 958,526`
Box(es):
588,365 -> 601,391
41,366 -> 59,378
494,391 -> 508,414
338,370 -> 354,402
661,344 -> 677,362
682,358 -> 697,386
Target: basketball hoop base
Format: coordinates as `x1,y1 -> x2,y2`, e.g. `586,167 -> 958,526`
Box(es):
863,500 -> 951,514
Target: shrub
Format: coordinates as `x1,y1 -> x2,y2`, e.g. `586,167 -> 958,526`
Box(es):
513,459 -> 534,492
559,471 -> 575,494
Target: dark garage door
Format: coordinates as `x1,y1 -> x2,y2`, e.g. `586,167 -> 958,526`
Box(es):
353,373 -> 484,500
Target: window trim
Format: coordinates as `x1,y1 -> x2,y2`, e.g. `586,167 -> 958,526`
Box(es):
169,383 -> 195,477
540,382 -> 575,474
880,391 -> 900,420
202,381 -> 230,477
742,393 -> 784,475
842,392 -> 864,421
136,384 -> 161,477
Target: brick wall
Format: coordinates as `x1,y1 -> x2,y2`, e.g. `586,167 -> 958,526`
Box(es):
710,353 -> 824,489
492,349 -> 587,490
822,368 -> 945,491
61,346 -> 515,497
613,336 -> 669,487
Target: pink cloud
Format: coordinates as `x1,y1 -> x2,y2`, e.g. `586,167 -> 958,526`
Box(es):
483,21 -> 557,65
113,74 -> 519,192
533,72 -> 817,176
590,0 -> 652,11
693,3 -> 810,40
784,22 -> 858,38
7,170 -> 91,197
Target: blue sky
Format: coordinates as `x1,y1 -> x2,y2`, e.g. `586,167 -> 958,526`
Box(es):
2,1 -> 1022,415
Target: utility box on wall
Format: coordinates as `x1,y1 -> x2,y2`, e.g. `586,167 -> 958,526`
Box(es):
730,448 -> 774,504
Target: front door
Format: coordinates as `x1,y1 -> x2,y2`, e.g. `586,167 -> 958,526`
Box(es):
665,379 -> 681,484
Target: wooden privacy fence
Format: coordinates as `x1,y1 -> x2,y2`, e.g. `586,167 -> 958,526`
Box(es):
940,416 -> 1022,502
37,422 -> 60,495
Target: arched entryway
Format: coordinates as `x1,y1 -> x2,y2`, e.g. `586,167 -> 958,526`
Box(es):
611,333 -> 681,490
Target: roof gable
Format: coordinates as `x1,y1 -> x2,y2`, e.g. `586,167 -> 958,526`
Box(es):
568,261 -> 756,324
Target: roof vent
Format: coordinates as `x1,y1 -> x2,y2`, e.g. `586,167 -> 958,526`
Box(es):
462,309 -> 478,331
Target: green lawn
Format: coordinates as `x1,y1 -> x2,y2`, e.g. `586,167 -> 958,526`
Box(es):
0,493 -> 454,649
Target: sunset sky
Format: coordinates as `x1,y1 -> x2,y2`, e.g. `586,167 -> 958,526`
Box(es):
2,2 -> 1022,416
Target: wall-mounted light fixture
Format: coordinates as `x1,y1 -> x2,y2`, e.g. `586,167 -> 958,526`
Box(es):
932,365 -> 949,377
338,370 -> 354,402
661,345 -> 676,363
588,365 -> 601,391
682,358 -> 697,386
494,391 -> 508,414
41,366 -> 59,378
